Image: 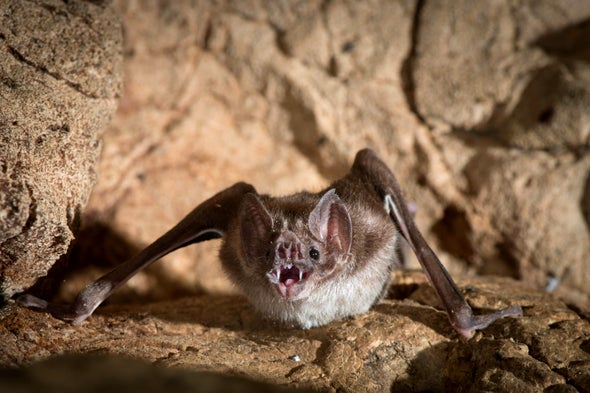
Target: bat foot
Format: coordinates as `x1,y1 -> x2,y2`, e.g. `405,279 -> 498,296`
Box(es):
455,304 -> 523,339
16,293 -> 97,324
16,278 -> 115,324
16,294 -> 75,322
16,293 -> 49,309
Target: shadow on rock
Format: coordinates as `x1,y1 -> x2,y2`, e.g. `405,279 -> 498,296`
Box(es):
19,220 -> 211,306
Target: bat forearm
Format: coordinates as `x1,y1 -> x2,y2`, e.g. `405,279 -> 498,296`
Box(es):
357,148 -> 522,338
18,182 -> 256,324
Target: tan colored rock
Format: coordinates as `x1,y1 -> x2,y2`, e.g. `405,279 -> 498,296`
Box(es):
0,1 -> 122,298
32,0 -> 588,311
3,1 -> 590,390
51,0 -> 424,304
1,274 -> 588,392
410,0 -> 590,305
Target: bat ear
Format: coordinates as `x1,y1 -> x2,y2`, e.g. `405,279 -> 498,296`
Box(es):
239,193 -> 273,261
308,189 -> 352,254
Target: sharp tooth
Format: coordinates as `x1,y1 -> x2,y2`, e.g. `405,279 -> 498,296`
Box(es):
298,270 -> 303,281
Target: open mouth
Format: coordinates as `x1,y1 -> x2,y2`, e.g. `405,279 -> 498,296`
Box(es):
268,264 -> 310,298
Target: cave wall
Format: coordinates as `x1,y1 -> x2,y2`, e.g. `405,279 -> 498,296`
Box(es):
69,0 -> 590,307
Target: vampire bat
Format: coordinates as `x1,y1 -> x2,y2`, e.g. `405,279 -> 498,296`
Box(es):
18,148 -> 522,339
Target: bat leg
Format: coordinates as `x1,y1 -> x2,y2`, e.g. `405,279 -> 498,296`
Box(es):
355,149 -> 522,339
17,182 -> 256,324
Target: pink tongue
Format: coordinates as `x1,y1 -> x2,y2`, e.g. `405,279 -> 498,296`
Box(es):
280,266 -> 301,285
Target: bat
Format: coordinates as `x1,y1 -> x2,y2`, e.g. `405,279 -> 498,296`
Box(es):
17,148 -> 522,339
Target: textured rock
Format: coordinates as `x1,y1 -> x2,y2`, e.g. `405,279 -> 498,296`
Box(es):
33,0 -> 588,310
1,273 -> 588,392
410,0 -> 590,307
2,1 -> 590,391
0,1 -> 122,299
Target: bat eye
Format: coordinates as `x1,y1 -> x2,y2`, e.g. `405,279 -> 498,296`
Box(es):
309,247 -> 320,260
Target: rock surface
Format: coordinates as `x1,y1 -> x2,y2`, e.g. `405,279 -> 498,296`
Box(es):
0,0 -> 122,299
411,0 -> 590,309
1,1 -> 590,392
1,273 -> 589,392
32,0 -> 587,311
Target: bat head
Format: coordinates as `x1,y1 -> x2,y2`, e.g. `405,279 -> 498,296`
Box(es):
238,189 -> 352,301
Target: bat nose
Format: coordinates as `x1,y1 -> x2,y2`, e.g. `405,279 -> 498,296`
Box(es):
277,241 -> 302,260
275,230 -> 305,261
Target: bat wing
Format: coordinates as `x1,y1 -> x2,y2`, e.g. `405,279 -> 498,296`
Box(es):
351,148 -> 522,339
18,182 -> 256,324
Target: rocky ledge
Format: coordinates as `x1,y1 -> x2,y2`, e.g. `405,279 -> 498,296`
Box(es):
1,272 -> 588,392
